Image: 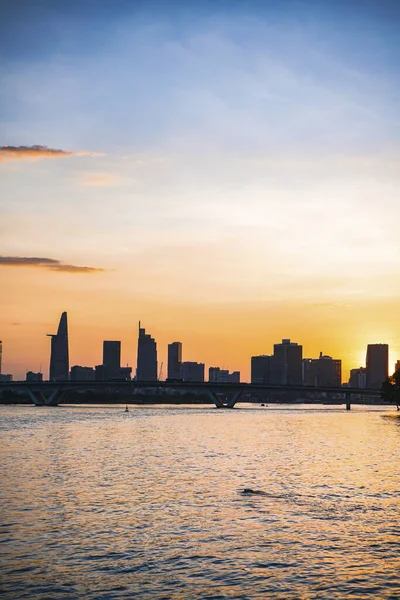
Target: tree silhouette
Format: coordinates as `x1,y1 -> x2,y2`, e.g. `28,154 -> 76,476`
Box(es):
381,369 -> 400,410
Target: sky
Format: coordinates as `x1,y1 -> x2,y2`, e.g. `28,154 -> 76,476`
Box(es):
0,0 -> 399,380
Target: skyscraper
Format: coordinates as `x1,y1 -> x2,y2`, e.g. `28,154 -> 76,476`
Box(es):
271,339 -> 302,385
251,355 -> 271,384
0,340 -> 13,381
103,341 -> 121,379
366,344 -> 389,389
136,323 -> 157,381
47,312 -> 69,381
168,342 -> 182,380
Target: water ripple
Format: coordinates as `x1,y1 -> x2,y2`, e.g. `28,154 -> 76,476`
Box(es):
1,405 -> 399,599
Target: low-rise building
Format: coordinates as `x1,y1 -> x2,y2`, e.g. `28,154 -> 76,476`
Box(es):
26,371 -> 43,382
348,367 -> 367,389
71,366 -> 95,381
302,353 -> 341,387
209,367 -> 240,383
181,362 -> 205,382
0,373 -> 12,382
118,366 -> 132,381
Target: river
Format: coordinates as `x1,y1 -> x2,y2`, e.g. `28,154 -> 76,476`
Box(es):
1,404 -> 399,599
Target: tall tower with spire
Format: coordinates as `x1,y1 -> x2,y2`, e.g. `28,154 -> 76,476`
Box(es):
47,312 -> 69,381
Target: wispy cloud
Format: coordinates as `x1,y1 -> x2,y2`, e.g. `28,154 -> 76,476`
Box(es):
0,145 -> 104,162
80,173 -> 120,187
0,145 -> 72,161
0,256 -> 105,273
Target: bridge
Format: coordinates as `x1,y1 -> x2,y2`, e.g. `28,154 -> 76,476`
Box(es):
0,380 -> 383,409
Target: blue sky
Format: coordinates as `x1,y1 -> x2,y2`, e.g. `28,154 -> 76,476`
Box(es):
1,0 -> 399,153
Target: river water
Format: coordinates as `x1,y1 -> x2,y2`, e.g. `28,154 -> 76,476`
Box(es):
0,404 -> 399,599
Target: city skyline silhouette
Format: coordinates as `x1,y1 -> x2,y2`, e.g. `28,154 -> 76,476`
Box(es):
1,311 -> 396,386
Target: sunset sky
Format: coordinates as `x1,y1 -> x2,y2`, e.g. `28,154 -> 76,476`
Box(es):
1,0 -> 399,380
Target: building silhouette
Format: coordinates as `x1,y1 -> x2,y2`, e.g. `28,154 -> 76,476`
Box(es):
0,340 -> 12,380
209,367 -> 240,383
70,366 -> 95,381
168,342 -> 182,380
95,364 -> 106,381
119,366 -> 132,380
26,371 -> 43,382
366,344 -> 388,389
103,341 -> 121,379
136,323 -> 157,381
395,360 -> 400,374
251,355 -> 270,384
181,361 -> 204,382
302,353 -> 341,386
228,371 -> 240,383
348,367 -> 367,388
47,312 -> 69,381
271,339 -> 302,385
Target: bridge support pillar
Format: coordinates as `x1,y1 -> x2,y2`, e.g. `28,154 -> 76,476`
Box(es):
345,392 -> 351,410
26,388 -> 65,406
26,387 -> 45,406
207,389 -> 242,408
207,390 -> 224,408
226,390 -> 242,408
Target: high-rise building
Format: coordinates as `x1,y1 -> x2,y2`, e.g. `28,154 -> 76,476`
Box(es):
168,342 -> 182,380
136,323 -> 157,381
26,371 -> 43,382
181,362 -> 204,382
366,344 -> 389,389
0,341 -> 13,381
271,339 -> 302,385
349,367 -> 367,389
251,355 -> 271,384
395,360 -> 400,374
302,353 -> 341,387
70,366 -> 95,381
47,312 -> 69,381
103,341 -> 121,379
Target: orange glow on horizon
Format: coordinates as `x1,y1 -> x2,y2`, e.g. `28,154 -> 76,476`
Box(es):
1,266 -> 399,382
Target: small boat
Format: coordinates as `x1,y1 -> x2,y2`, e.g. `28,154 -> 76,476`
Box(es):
125,405 -> 129,412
